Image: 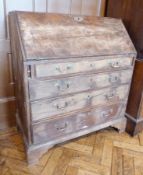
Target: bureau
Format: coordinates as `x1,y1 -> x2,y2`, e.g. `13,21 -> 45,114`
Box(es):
9,11 -> 136,164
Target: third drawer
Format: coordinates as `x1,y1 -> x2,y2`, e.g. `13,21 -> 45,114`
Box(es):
31,84 -> 130,121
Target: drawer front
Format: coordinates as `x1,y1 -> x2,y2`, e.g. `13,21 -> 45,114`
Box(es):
32,103 -> 124,144
34,57 -> 133,78
31,85 -> 129,121
29,69 -> 132,100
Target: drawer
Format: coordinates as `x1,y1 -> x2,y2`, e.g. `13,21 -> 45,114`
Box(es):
31,85 -> 129,121
32,103 -> 124,144
32,56 -> 133,78
29,69 -> 132,100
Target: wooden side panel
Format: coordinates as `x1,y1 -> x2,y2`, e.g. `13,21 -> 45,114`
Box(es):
126,60 -> 143,119
126,57 -> 143,136
139,95 -> 143,118
9,13 -> 31,143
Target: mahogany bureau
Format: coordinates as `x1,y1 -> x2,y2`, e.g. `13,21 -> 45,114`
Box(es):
9,11 -> 136,164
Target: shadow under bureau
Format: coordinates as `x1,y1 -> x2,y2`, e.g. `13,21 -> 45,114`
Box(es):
9,11 -> 136,164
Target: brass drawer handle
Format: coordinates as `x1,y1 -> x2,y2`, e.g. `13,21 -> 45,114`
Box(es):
73,16 -> 84,22
110,61 -> 120,68
89,78 -> 96,88
56,66 -> 62,72
56,65 -> 73,72
109,75 -> 121,84
81,125 -> 88,129
55,81 -> 71,91
54,99 -> 75,110
90,63 -> 95,68
87,95 -> 93,101
56,102 -> 68,110
105,92 -> 116,101
101,109 -> 113,118
78,118 -> 88,129
66,64 -> 73,70
55,122 -> 68,131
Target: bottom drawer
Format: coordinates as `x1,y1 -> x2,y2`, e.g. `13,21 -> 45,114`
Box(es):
32,103 -> 125,144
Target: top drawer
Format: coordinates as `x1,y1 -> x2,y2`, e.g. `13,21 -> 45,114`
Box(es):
30,57 -> 133,79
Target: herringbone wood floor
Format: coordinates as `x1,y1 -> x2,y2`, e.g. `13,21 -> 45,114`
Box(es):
0,127 -> 143,175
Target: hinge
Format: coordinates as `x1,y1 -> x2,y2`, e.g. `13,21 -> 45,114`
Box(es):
27,65 -> 31,78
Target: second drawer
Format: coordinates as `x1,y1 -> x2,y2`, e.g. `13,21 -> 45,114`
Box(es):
29,69 -> 132,100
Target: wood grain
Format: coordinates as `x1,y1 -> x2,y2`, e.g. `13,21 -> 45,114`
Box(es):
31,85 -> 129,121
16,11 -> 136,60
9,11 -> 136,164
0,127 -> 143,174
106,0 -> 143,59
32,103 -> 124,144
29,67 -> 132,101
0,0 -> 106,130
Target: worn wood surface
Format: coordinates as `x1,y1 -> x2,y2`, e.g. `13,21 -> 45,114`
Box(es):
32,103 -> 124,144
1,127 -> 143,175
31,85 -> 129,121
9,11 -> 136,164
29,69 -> 132,100
9,13 -> 32,144
15,11 -> 136,60
0,0 -> 106,130
32,56 -> 133,78
0,0 -> 106,129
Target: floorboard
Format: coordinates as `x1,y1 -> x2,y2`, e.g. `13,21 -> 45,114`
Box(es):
0,127 -> 142,175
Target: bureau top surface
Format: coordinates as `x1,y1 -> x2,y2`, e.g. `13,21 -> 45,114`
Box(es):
13,11 -> 136,61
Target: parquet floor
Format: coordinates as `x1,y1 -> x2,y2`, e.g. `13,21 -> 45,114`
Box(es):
0,127 -> 143,175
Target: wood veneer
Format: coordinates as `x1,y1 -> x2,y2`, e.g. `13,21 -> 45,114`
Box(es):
9,11 -> 136,164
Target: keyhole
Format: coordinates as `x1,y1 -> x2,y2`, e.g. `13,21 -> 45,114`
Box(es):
73,16 -> 84,22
